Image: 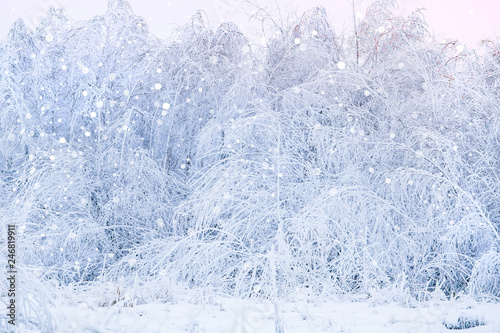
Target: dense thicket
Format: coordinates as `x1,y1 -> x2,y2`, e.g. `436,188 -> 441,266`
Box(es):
1,0 -> 499,310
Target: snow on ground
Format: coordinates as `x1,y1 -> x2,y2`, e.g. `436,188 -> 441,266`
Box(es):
15,294 -> 500,332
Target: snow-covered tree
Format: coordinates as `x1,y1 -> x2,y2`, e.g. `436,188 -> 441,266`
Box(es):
1,0 -> 499,311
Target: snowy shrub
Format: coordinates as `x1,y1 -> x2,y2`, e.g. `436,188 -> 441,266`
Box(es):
443,315 -> 485,330
0,0 -> 499,307
0,266 -> 58,332
469,250 -> 500,299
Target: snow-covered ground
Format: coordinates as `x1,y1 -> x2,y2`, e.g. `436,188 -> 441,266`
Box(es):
12,293 -> 500,332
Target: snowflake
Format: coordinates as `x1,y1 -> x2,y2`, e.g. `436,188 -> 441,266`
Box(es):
385,178 -> 392,184
96,101 -> 103,108
209,55 -> 218,64
329,188 -> 338,196
337,61 -> 346,70
45,34 -> 54,42
26,113 -> 32,119
162,103 -> 170,109
62,65 -> 67,70
82,66 -> 89,74
82,91 -> 88,97
90,112 -> 97,118
294,38 -> 301,44
292,86 -> 301,94
155,83 -> 162,90
59,137 -> 66,144
85,131 -> 91,137
390,133 -> 395,139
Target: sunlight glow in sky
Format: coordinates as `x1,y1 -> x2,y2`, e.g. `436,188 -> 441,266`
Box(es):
1,0 -> 499,49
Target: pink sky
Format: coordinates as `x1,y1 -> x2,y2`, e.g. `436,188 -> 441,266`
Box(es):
1,0 -> 500,48
401,0 -> 500,46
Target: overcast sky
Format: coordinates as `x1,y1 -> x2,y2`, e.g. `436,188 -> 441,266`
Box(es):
1,0 -> 500,49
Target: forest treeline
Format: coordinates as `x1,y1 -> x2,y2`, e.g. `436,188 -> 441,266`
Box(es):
0,0 -> 499,304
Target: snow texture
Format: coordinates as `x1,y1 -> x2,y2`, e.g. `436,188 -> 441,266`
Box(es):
0,0 -> 499,331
